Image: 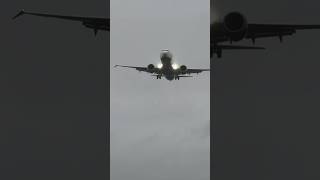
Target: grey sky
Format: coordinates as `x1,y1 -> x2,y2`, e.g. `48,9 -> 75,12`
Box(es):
111,0 -> 210,180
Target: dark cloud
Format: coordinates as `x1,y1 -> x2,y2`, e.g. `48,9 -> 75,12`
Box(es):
212,0 -> 320,179
0,0 -> 109,179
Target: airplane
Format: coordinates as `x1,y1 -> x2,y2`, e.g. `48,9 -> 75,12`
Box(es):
114,50 -> 210,81
13,10 -> 109,35
211,11 -> 320,58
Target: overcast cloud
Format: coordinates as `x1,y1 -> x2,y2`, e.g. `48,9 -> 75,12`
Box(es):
110,0 -> 210,179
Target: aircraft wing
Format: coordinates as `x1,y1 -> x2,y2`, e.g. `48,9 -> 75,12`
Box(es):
211,23 -> 320,57
13,10 -> 104,22
185,68 -> 210,74
178,75 -> 193,78
246,24 -> 320,41
211,44 -> 265,57
13,10 -> 109,33
114,65 -> 156,74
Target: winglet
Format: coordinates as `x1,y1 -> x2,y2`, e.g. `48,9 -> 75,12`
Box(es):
13,10 -> 25,20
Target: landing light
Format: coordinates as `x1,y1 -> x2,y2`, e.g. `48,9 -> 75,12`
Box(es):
157,63 -> 163,69
172,63 -> 179,70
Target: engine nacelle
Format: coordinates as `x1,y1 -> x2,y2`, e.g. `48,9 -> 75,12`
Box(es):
180,65 -> 187,74
147,64 -> 155,72
223,12 -> 248,42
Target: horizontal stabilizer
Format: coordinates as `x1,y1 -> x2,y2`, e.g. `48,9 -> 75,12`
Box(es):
217,45 -> 265,50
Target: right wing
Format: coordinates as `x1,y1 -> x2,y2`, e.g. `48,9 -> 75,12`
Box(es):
246,24 -> 320,42
13,10 -> 109,34
185,68 -> 210,74
114,65 -> 157,74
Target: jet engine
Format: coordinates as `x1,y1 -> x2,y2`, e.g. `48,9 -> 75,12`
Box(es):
180,65 -> 187,74
223,12 -> 248,41
147,64 -> 155,72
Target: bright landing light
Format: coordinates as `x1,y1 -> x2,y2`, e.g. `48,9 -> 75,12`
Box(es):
157,63 -> 163,69
172,63 -> 179,70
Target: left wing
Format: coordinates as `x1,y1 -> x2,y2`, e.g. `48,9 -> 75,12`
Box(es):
185,69 -> 210,74
114,65 -> 157,74
13,10 -> 109,35
246,24 -> 320,42
211,23 -> 320,58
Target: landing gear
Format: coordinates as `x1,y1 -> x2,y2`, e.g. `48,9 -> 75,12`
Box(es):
217,48 -> 222,58
174,76 -> 180,80
213,45 -> 222,58
156,75 -> 162,79
279,34 -> 283,43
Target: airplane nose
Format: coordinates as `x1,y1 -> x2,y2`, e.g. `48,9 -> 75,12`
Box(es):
160,50 -> 172,60
160,52 -> 167,58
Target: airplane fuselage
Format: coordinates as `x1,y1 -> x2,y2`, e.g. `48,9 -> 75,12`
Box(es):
114,50 -> 208,80
159,50 -> 177,81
